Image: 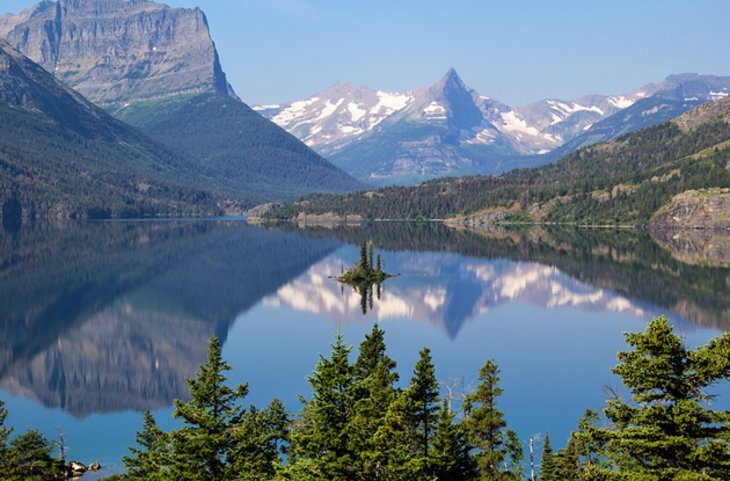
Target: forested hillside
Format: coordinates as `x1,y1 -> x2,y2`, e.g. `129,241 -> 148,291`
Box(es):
0,40 -> 237,219
267,98 -> 730,225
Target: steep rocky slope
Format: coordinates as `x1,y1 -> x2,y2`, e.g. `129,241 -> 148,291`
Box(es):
2,0 -> 365,201
0,39 -> 230,219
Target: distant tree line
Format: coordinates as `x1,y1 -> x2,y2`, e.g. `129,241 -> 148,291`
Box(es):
266,115 -> 730,225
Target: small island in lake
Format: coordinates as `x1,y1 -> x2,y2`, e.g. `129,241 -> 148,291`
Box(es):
336,241 -> 397,314
338,241 -> 394,284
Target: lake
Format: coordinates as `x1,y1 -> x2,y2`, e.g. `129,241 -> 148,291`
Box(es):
1,220 -> 728,476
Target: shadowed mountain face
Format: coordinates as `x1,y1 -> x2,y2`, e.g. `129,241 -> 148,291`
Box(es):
0,221 -> 341,417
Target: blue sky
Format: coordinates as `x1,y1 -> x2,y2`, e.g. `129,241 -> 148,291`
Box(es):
3,0 -> 730,105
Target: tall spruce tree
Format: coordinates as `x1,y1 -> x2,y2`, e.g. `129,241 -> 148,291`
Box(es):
170,337 -> 249,481
431,398 -> 476,481
353,324 -> 398,383
228,399 -> 289,480
288,332 -> 356,481
123,411 -> 170,481
0,400 -> 11,468
584,316 -> 730,479
371,387 -> 427,481
408,347 -> 440,462
539,432 -> 559,481
463,359 -> 522,480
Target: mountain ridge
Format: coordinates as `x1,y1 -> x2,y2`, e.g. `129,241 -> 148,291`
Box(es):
255,70 -> 730,186
2,0 -> 367,202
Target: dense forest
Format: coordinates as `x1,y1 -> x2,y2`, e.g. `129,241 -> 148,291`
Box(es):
112,93 -> 366,202
2,317 -> 728,480
266,98 -> 730,225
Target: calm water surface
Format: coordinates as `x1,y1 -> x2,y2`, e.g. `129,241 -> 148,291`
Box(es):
1,220 -> 728,475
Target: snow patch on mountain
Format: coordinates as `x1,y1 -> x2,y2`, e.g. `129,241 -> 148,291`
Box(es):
608,96 -> 635,109
272,97 -> 319,124
316,98 -> 344,121
500,110 -> 541,137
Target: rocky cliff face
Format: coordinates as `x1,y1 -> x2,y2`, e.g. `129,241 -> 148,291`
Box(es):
0,0 -> 235,106
650,188 -> 730,230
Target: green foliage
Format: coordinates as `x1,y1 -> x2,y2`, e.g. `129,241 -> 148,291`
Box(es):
6,429 -> 65,481
432,399 -> 477,481
0,399 -> 11,466
539,432 -> 560,481
123,411 -> 170,481
463,359 -> 523,480
409,347 -> 441,462
583,317 -> 730,480
5,317 -> 730,480
170,337 -> 250,481
268,105 -> 730,225
115,93 -> 365,203
288,333 -> 356,480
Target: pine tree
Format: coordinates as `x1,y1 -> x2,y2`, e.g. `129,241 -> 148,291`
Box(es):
353,324 -> 398,383
463,359 -> 509,480
503,429 -> 524,481
123,411 -> 170,481
584,316 -> 730,479
0,400 -> 11,469
7,429 -> 63,481
288,332 -> 356,481
368,241 -> 374,272
431,399 -> 476,481
408,347 -> 440,462
371,387 -> 427,481
359,241 -> 368,272
229,399 -> 289,480
170,337 -> 249,481
539,432 -> 559,481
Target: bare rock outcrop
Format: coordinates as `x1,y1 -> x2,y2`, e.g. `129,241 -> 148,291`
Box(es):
0,0 -> 236,107
649,188 -> 730,230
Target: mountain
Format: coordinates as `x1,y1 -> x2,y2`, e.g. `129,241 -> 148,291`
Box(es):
0,39 -> 234,220
0,0 -> 237,107
543,74 -> 730,162
266,96 -> 730,227
1,0 -> 364,201
256,70 -> 730,186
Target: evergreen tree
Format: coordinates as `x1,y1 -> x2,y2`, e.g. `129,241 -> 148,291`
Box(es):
7,429 -> 63,481
371,387 -> 427,481
463,359 -> 516,480
288,333 -> 356,481
376,254 -> 383,275
0,400 -> 11,468
431,399 -> 476,481
353,324 -> 398,383
170,337 -> 249,481
229,399 -> 289,480
584,316 -> 730,479
408,347 -> 440,462
539,432 -> 559,481
555,435 -> 582,481
503,429 -> 524,481
359,241 -> 368,272
123,411 -> 170,481
368,241 -> 374,272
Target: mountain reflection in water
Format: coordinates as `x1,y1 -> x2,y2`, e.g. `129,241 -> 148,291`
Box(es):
0,220 -> 728,422
0,221 -> 341,417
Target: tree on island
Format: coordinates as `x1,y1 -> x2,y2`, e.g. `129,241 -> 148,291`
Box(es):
338,241 -> 395,314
